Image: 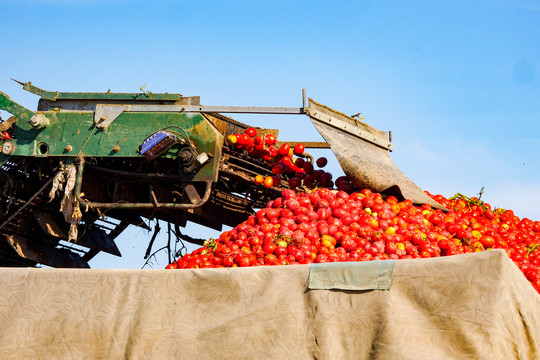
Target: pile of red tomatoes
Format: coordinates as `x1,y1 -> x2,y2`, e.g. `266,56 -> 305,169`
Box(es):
166,127 -> 540,293
166,187 -> 540,294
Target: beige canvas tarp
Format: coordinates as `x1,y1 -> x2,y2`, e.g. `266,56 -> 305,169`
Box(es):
0,249 -> 538,359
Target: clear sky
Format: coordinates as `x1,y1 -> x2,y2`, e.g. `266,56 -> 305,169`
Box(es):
1,0 -> 539,268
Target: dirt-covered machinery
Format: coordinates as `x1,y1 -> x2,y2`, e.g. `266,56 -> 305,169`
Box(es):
0,80 -> 441,268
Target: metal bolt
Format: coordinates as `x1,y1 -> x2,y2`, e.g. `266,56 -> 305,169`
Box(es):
65,145 -> 72,152
112,145 -> 120,153
29,116 -> 39,127
29,114 -> 49,129
2,141 -> 14,155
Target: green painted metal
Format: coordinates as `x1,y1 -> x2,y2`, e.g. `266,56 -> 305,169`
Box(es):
20,81 -> 184,101
0,91 -> 35,122
2,109 -> 221,182
0,84 -> 222,183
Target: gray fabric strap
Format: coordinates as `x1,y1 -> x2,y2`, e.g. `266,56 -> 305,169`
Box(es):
308,260 -> 395,290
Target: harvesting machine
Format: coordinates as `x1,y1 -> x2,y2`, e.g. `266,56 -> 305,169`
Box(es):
0,80 -> 441,268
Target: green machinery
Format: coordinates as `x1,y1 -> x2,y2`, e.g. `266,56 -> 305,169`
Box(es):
0,80 -> 442,268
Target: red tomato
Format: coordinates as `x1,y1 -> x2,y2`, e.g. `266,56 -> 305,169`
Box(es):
237,256 -> 251,267
293,143 -> 305,155
245,127 -> 257,137
264,254 -> 277,265
315,254 -> 329,263
264,134 -> 277,146
480,235 -> 495,248
268,145 -> 278,157
278,143 -> 290,156
237,133 -> 250,145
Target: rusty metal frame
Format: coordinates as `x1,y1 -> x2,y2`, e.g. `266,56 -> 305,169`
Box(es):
74,159 -> 212,210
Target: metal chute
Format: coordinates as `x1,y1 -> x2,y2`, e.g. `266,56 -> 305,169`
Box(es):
306,99 -> 445,210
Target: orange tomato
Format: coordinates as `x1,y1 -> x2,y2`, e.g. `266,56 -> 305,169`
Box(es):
254,174 -> 264,185
263,176 -> 273,189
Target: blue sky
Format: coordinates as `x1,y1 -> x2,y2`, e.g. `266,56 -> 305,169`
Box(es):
1,0 -> 539,268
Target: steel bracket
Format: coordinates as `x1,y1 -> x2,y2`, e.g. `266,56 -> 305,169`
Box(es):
94,104 -> 130,130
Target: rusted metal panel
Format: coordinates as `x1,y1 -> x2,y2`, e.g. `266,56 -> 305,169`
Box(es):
277,141 -> 329,149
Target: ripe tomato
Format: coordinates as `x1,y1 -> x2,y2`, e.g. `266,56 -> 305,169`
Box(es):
245,127 -> 257,137
264,254 -> 277,265
263,176 -> 274,189
480,235 -> 495,248
268,145 -> 278,157
254,174 -> 264,185
293,143 -> 305,155
278,143 -> 290,156
264,134 -> 277,146
237,133 -> 250,145
237,256 -> 251,267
